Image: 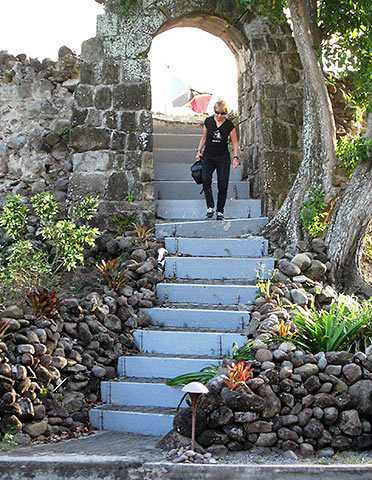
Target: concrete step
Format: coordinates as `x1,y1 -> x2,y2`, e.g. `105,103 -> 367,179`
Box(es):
153,121 -> 203,135
89,405 -> 174,435
157,282 -> 258,305
118,354 -> 223,378
154,180 -> 250,200
101,378 -> 184,408
156,217 -> 268,238
133,329 -> 247,356
153,133 -> 201,149
154,162 -> 242,181
165,237 -> 268,257
153,148 -> 198,164
164,256 -> 274,280
140,306 -> 250,331
156,199 -> 261,220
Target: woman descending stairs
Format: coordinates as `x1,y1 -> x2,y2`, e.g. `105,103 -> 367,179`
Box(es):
89,119 -> 274,435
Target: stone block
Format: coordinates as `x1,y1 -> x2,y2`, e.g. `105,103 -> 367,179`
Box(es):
139,109 -> 153,133
124,152 -> 141,170
263,83 -> 286,99
80,63 -> 100,85
73,151 -> 114,172
71,107 -> 88,127
113,83 -> 150,110
127,133 -> 139,150
271,120 -> 290,149
70,126 -> 111,152
70,172 -> 109,198
250,36 -> 267,52
111,131 -> 126,151
74,85 -> 94,108
106,172 -> 129,200
283,66 -> 301,85
94,86 -> 112,110
97,13 -> 119,37
277,101 -> 296,123
86,109 -> 103,127
81,37 -> 104,63
100,60 -> 120,84
103,111 -> 118,129
120,59 -> 150,82
120,111 -> 138,132
102,36 -> 126,58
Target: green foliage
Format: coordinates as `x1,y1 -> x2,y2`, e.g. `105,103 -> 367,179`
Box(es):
60,126 -> 70,141
31,192 -> 58,221
362,234 -> 372,263
236,0 -> 287,23
96,259 -> 127,292
0,240 -> 51,298
336,135 -> 372,175
231,341 -> 255,362
27,287 -> 63,318
166,364 -> 220,409
73,196 -> 99,222
126,191 -> 134,203
0,433 -> 17,451
0,193 -> 100,299
112,213 -> 137,235
256,266 -> 279,300
0,195 -> 27,240
132,223 -> 155,242
290,295 -> 371,353
300,188 -> 328,238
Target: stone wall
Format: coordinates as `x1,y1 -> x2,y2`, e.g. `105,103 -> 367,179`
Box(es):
70,0 -> 305,216
0,48 -> 78,204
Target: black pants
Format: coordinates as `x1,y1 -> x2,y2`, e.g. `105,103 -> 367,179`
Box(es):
202,155 -> 230,214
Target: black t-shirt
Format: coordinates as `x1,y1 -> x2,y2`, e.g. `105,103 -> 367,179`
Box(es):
203,116 -> 235,158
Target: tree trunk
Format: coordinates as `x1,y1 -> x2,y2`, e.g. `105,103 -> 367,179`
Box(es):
326,114 -> 372,296
262,0 -> 337,246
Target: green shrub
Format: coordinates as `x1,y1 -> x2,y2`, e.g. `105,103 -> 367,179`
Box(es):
300,188 -> 328,238
336,135 -> 372,175
112,213 -> 137,235
0,193 -> 100,300
290,295 -> 371,353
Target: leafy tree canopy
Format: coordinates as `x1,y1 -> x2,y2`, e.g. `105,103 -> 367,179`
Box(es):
237,0 -> 372,110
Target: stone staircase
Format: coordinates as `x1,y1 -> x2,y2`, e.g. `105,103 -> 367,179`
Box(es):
89,120 -> 274,435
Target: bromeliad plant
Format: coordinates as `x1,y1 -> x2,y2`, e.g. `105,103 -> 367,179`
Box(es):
27,287 -> 63,318
112,213 -> 137,235
275,319 -> 299,340
166,364 -> 220,409
132,223 -> 155,243
224,361 -> 254,391
290,295 -> 371,353
96,259 -> 127,292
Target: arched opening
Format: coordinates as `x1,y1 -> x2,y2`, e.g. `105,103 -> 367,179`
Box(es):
149,27 -> 238,117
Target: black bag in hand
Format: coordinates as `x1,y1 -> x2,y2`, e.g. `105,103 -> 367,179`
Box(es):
190,159 -> 203,185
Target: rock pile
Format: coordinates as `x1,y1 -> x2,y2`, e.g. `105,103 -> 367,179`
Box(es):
170,340 -> 372,457
0,229 -> 165,445
250,239 -> 337,340
0,47 -> 79,201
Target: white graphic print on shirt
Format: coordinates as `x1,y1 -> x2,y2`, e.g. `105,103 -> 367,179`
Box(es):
212,130 -> 222,143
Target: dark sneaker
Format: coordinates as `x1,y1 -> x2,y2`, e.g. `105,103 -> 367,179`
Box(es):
206,208 -> 214,218
216,211 -> 224,220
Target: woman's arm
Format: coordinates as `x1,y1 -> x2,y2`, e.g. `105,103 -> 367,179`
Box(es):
230,128 -> 239,169
196,126 -> 207,161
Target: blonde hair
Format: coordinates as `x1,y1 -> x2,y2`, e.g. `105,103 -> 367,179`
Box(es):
214,99 -> 228,113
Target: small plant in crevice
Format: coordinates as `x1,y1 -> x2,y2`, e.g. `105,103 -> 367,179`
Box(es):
0,433 -> 17,452
27,287 -> 63,318
271,319 -> 299,341
60,126 -> 70,142
112,213 -> 137,235
132,223 -> 155,243
126,191 -> 134,203
255,265 -> 279,300
96,259 -> 127,292
300,187 -> 329,238
231,341 -> 255,362
224,361 -> 254,391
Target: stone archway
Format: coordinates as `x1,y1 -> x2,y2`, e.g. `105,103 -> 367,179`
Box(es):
70,0 -> 303,218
